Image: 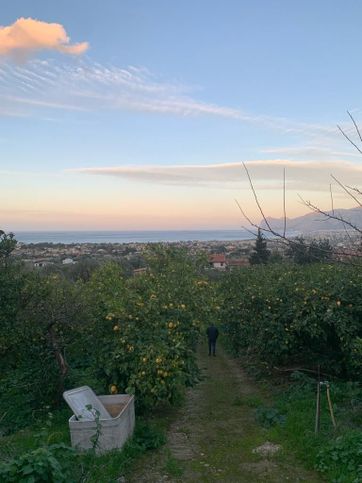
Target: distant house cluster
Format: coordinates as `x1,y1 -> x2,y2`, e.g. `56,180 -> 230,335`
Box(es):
208,254 -> 249,270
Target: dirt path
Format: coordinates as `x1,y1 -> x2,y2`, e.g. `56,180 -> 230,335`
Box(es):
127,345 -> 323,482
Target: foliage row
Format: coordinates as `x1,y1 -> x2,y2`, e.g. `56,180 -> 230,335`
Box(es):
0,244 -> 215,432
220,263 -> 362,380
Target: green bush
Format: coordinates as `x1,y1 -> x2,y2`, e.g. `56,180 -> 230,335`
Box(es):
84,247 -> 216,411
0,443 -> 75,483
316,431 -> 362,483
220,263 -> 362,380
255,406 -> 286,427
1,246 -> 216,432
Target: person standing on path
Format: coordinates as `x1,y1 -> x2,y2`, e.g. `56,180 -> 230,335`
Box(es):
206,323 -> 219,356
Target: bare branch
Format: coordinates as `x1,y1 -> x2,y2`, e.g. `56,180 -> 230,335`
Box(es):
347,110 -> 362,143
331,174 -> 362,207
234,198 -> 254,228
242,224 -> 258,238
329,183 -> 335,215
337,124 -> 362,155
236,153 -> 362,264
346,185 -> 362,196
340,218 -> 354,245
300,195 -> 362,235
283,168 -> 287,237
242,162 -> 274,233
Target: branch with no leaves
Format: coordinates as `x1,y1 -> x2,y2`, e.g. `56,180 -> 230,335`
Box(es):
346,185 -> 362,197
242,162 -> 274,234
331,175 -> 362,208
298,195 -> 362,235
236,161 -> 362,262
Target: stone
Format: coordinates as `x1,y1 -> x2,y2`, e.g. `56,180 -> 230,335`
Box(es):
252,441 -> 282,457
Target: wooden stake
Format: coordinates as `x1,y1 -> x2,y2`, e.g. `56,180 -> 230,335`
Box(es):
326,384 -> 337,429
315,365 -> 321,434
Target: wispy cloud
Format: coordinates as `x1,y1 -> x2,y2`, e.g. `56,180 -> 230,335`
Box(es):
0,18 -> 88,59
69,159 -> 362,192
0,58 -> 342,138
262,145 -> 362,160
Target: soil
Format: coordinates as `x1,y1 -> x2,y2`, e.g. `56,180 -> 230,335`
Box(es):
126,345 -> 324,482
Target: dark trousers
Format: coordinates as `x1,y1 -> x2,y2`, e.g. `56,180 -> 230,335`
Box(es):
208,339 -> 216,355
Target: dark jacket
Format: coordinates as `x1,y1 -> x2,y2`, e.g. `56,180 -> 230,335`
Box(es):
206,325 -> 219,342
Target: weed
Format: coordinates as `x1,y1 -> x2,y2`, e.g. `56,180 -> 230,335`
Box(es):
233,394 -> 263,408
255,406 -> 286,427
84,405 -> 102,452
164,452 -> 184,478
316,431 -> 362,483
0,443 -> 76,483
132,421 -> 166,450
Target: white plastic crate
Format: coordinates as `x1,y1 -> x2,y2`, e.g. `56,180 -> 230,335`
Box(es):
68,394 -> 135,454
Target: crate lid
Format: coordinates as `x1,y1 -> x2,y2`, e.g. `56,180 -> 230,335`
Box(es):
63,386 -> 111,420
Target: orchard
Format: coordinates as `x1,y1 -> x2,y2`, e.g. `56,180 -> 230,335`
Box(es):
0,244 -> 218,430
220,263 -> 362,380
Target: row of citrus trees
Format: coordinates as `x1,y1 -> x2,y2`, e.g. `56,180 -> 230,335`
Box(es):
219,263 -> 362,380
0,245 -> 217,432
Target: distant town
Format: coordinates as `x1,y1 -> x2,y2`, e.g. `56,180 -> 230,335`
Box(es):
12,229 -> 360,273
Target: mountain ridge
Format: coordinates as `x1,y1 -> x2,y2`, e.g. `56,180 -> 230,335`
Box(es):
261,206 -> 361,234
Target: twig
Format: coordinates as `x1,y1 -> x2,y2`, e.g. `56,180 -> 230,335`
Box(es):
242,162 -> 274,233
346,185 -> 362,196
330,183 -> 334,215
236,160 -> 361,263
337,124 -> 362,155
273,366 -> 335,378
347,110 -> 362,143
283,168 -> 287,237
299,195 -> 362,235
235,199 -> 255,228
331,174 -> 362,208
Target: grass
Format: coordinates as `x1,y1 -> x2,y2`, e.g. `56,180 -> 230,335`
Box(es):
163,451 -> 184,478
239,363 -> 362,483
265,380 -> 362,482
128,345 -> 323,482
0,411 -> 167,483
1,346 -> 359,482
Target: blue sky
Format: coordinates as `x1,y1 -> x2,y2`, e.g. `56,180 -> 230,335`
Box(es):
1,1 -> 362,230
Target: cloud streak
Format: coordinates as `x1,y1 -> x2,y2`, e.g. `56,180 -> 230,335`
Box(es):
0,58 -> 342,139
69,159 -> 362,192
262,145 -> 362,160
0,18 -> 88,59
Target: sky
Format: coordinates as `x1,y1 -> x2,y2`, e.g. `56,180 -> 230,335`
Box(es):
1,0 -> 362,231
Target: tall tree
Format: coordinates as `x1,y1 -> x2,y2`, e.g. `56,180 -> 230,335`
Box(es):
287,236 -> 333,264
249,229 -> 270,265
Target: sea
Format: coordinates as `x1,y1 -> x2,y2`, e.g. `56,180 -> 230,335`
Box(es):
13,230 -> 254,244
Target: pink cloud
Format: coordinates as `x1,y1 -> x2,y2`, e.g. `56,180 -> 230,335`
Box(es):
0,17 -> 88,58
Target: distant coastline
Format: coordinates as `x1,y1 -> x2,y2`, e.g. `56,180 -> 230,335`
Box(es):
13,230 -> 254,244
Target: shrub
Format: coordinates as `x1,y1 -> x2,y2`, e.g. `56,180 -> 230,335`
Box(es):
85,247 -> 216,411
255,406 -> 286,427
316,431 -> 362,482
220,263 -> 362,380
0,444 -> 75,483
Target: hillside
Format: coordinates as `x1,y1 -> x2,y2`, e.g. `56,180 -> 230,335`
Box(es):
261,206 -> 362,235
